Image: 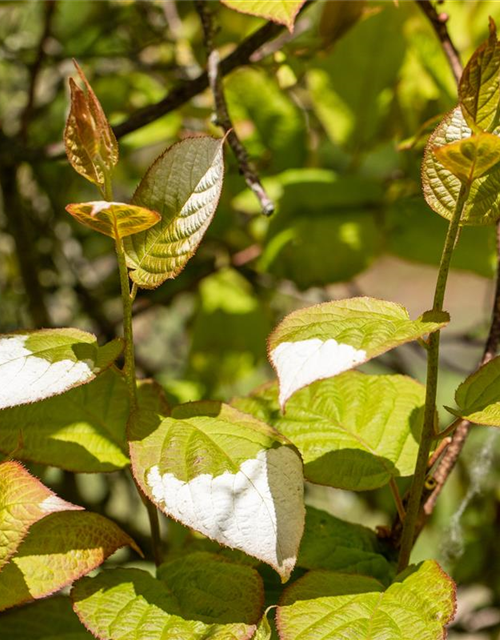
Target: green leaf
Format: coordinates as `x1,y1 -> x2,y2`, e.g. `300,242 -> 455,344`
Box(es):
233,373 -> 425,491
64,61 -> 119,189
422,106 -> 500,225
459,18 -> 500,132
65,201 -> 160,239
0,461 -> 80,571
267,297 -> 448,409
0,329 -> 123,409
449,355 -> 500,426
72,554 -> 264,640
254,611 -> 273,640
433,133 -> 500,184
220,0 -> 305,31
298,507 -> 395,584
0,369 -> 130,473
276,561 -> 456,640
0,596 -> 94,639
0,511 -> 140,612
129,401 -> 305,581
124,137 -> 225,289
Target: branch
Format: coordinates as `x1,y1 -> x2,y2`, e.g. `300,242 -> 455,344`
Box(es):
416,0 -> 462,84
20,0 -> 57,142
195,0 -> 274,215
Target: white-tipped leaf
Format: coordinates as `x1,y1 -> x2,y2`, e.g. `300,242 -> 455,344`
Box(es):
268,297 -> 448,409
0,329 -> 122,409
129,401 -> 305,581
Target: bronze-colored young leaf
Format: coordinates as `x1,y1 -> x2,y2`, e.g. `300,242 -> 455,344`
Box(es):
66,201 -> 161,239
64,61 -> 119,189
433,133 -> 500,184
459,18 -> 500,132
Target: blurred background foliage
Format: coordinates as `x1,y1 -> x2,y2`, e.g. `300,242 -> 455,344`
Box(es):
1,1 -> 500,637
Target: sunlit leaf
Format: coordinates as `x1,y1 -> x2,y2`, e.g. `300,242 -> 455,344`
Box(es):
0,461 -> 80,571
64,61 -> 118,189
422,106 -> 500,225
0,329 -> 123,409
0,511 -> 140,612
433,133 -> 500,184
129,401 -> 304,581
72,554 -> 264,639
220,0 -> 305,31
0,369 -> 130,473
459,18 -> 500,132
448,355 -> 500,426
276,561 -> 456,640
65,201 -> 160,239
0,596 -> 93,639
267,297 -> 448,409
233,373 -> 426,491
124,137 -> 225,289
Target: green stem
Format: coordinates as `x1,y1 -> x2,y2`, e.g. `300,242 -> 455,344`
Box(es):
115,236 -> 138,410
397,183 -> 469,572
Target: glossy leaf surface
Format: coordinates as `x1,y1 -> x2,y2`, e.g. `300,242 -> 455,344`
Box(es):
0,461 -> 79,571
459,18 -> 500,132
64,61 -> 118,188
221,0 -> 305,31
65,201 -> 160,239
0,329 -> 122,409
129,401 -> 304,581
276,561 -> 456,640
268,297 -> 447,409
0,511 -> 140,612
124,137 -> 224,288
0,369 -> 130,472
422,107 -> 500,225
72,554 -> 264,640
233,373 -> 425,491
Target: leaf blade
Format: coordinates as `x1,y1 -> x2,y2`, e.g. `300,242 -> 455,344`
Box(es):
65,201 -> 161,239
0,329 -> 123,409
220,0 -> 305,31
129,401 -> 305,581
124,136 -> 225,289
267,297 -> 448,409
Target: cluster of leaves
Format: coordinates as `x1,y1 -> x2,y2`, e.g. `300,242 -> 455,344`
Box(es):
3,1 -> 500,639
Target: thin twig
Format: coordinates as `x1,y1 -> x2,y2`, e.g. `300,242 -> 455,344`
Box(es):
416,0 -> 462,84
195,0 -> 274,215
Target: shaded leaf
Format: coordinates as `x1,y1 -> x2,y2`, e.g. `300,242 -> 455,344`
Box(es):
233,373 -> 425,491
0,329 -> 122,409
298,507 -> 395,584
65,201 -> 160,239
319,0 -> 367,47
276,561 -> 456,640
129,401 -> 304,581
72,554 -> 264,640
0,511 -> 140,612
0,461 -> 80,571
449,355 -> 500,426
64,61 -> 118,189
124,136 -> 224,289
0,369 -> 130,473
267,297 -> 448,409
0,596 -> 93,639
459,18 -> 500,132
422,106 -> 500,225
433,133 -> 500,183
220,0 -> 305,31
